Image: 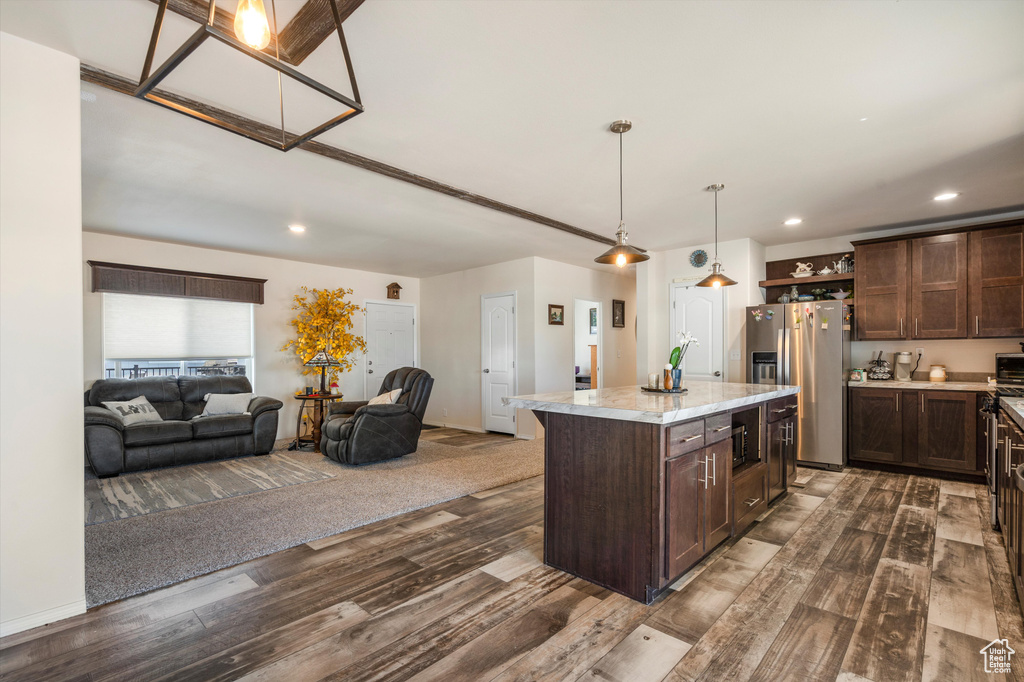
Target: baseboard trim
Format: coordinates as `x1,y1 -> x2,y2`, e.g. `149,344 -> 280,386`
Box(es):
515,434 -> 535,440
1,599 -> 87,638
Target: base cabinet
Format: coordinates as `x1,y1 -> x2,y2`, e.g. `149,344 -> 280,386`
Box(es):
997,412 -> 1024,603
665,438 -> 732,578
849,388 -> 985,476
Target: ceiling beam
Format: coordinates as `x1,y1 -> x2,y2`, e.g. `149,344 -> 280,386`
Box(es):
80,64 -> 621,248
278,0 -> 366,66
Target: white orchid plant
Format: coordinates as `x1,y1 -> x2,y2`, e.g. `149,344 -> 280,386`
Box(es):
669,331 -> 700,369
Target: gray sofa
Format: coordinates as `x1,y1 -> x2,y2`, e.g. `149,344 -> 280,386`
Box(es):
84,376 -> 283,477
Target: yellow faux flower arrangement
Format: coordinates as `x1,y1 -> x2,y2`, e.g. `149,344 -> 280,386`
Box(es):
281,286 -> 367,385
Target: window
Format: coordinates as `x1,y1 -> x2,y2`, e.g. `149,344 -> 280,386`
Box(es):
103,293 -> 254,381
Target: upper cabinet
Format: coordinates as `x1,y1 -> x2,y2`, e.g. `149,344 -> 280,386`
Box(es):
855,240 -> 909,340
969,225 -> 1024,338
853,221 -> 1024,340
911,233 -> 967,339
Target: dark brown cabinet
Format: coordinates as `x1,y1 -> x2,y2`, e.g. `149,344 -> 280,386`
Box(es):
767,415 -> 797,500
969,225 -> 1024,338
854,240 -> 909,340
850,387 -> 986,477
911,233 -> 967,339
665,438 -> 732,579
853,220 -> 1024,340
849,388 -> 903,463
918,391 -> 976,471
996,413 -> 1024,601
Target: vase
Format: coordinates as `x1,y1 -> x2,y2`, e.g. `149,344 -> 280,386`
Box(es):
671,369 -> 682,390
663,369 -> 672,390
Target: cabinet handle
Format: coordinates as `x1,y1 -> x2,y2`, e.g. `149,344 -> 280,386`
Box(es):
680,434 -> 701,443
713,425 -> 730,433
787,404 -> 797,410
744,497 -> 762,507
772,408 -> 787,414
900,318 -> 904,336
915,318 -> 918,336
896,393 -> 900,412
709,452 -> 717,486
701,457 -> 709,490
977,316 -> 980,335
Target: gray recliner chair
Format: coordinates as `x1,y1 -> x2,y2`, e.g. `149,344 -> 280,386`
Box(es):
321,367 -> 433,465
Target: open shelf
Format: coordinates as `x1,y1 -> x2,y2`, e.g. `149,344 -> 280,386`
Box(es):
758,272 -> 854,288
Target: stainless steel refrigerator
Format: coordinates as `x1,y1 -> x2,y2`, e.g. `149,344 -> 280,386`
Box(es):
745,302 -> 851,470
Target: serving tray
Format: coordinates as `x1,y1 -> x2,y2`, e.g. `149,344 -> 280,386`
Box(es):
641,386 -> 688,394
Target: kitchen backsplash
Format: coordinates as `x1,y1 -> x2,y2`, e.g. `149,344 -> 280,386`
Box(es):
850,339 -> 1021,376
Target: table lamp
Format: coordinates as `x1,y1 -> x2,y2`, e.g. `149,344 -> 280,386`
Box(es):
304,350 -> 341,395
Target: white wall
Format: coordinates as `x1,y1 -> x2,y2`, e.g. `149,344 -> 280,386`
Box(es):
765,213 -> 1024,376
573,300 -> 598,377
82,233 -> 420,439
420,257 -> 536,435
420,256 -> 637,439
0,32 -> 86,636
636,238 -> 765,383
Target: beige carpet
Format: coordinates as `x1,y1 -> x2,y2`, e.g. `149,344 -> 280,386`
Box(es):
85,437 -> 543,606
85,454 -> 336,524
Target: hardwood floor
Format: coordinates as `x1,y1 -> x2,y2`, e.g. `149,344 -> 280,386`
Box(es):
1,467 -> 1020,681
418,427 -> 516,450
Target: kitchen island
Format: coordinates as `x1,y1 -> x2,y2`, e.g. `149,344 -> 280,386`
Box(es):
505,382 -> 800,604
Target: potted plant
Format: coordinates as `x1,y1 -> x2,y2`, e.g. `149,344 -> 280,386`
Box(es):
667,331 -> 700,389
282,287 -> 367,391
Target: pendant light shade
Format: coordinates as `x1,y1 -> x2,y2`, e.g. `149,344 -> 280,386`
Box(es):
595,120 -> 649,268
696,184 -> 737,288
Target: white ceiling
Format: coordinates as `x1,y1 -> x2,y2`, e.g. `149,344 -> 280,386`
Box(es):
1,0 -> 1023,277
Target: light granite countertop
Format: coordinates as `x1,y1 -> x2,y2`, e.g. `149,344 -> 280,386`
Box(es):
851,380 -> 999,392
504,382 -> 800,425
1004,400 -> 1024,431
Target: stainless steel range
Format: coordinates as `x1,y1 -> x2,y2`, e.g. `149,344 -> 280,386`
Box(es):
983,384 -> 1024,528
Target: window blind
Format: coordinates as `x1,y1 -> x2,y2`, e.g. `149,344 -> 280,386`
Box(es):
103,293 -> 253,360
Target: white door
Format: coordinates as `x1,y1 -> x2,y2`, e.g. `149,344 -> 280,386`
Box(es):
481,292 -> 516,434
365,302 -> 416,398
670,283 -> 724,382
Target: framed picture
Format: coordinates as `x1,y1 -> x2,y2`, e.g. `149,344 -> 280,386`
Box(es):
548,304 -> 565,325
612,299 -> 625,328
589,308 -> 598,335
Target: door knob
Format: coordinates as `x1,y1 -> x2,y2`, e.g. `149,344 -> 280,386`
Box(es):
483,369 -> 490,373
368,360 -> 372,366
714,371 -> 722,377
367,369 -> 373,374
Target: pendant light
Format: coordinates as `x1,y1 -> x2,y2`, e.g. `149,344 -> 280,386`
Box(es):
696,184 -> 738,288
234,0 -> 272,50
595,120 -> 650,268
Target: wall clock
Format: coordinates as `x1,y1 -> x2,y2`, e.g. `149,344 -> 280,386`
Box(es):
689,249 -> 708,268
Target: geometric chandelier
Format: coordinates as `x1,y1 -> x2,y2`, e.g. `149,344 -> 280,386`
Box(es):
136,0 -> 364,151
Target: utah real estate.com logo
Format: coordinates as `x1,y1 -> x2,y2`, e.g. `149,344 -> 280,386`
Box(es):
981,638 -> 1014,674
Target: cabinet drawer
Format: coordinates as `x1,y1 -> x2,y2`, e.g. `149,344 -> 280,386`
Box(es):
705,412 -> 733,445
767,397 -> 798,423
668,420 -> 705,457
733,463 -> 768,533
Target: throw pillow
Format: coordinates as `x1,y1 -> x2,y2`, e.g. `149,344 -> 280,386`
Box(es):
102,395 -> 163,426
368,388 -> 403,405
201,392 -> 254,417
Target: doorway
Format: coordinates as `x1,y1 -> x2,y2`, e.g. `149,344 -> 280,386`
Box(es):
364,301 -> 416,398
481,292 -> 517,434
670,283 -> 724,381
573,299 -> 601,390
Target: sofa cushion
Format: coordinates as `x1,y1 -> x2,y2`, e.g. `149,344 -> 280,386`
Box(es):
179,376 -> 254,420
192,414 -> 254,440
123,420 -> 194,447
89,376 -> 183,421
322,415 -> 352,441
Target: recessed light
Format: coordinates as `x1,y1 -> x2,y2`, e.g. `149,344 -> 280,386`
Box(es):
858,117 -> 868,122
933,192 -> 960,201
784,218 -> 803,226
288,224 -> 306,233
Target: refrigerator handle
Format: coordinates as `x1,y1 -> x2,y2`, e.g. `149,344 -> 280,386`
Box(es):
776,328 -> 785,385
783,327 -> 791,385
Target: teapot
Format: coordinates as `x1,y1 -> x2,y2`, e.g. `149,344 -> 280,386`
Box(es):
817,267 -> 835,275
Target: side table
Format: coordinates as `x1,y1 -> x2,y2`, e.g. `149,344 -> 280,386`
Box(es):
290,394 -> 343,453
